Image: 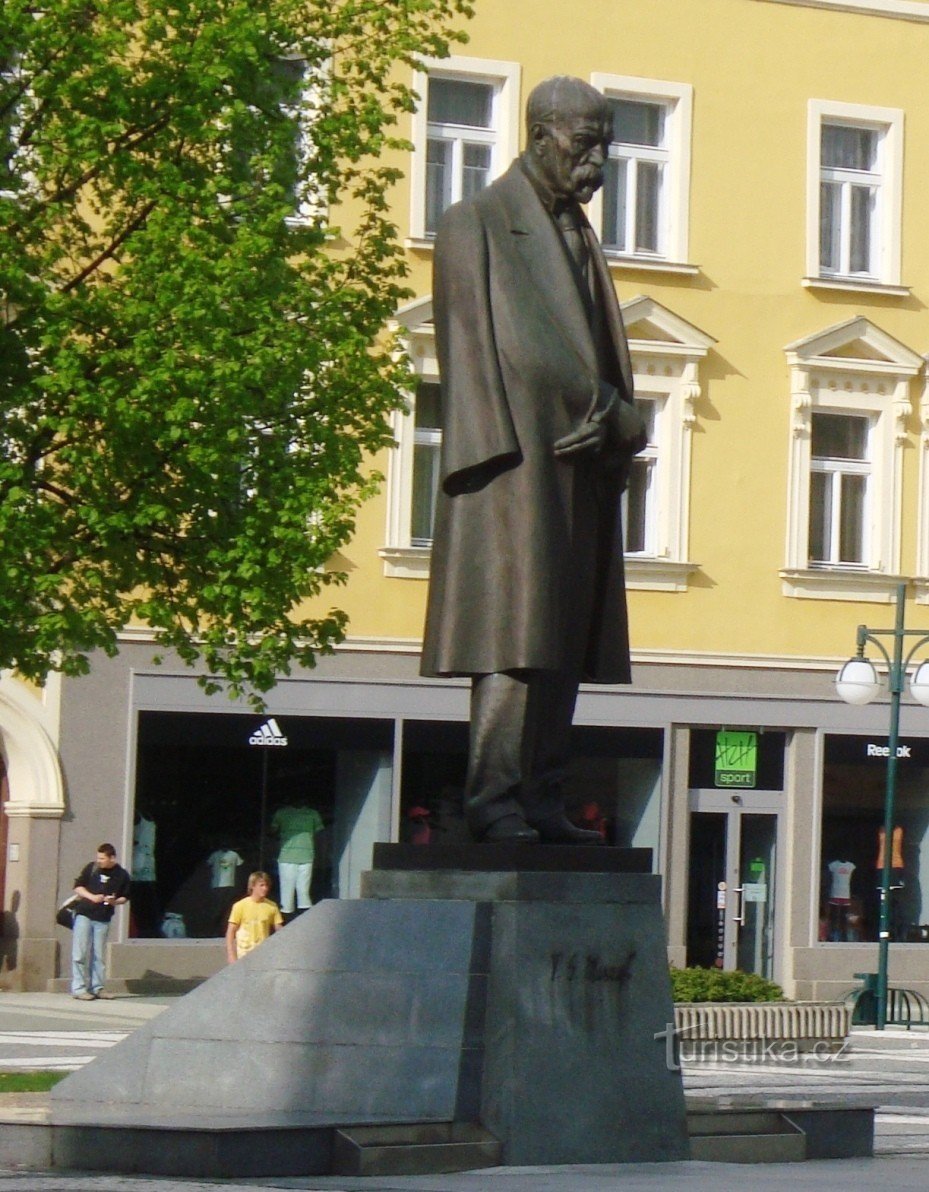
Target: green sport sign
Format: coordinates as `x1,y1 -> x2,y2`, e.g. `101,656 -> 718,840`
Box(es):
715,731 -> 758,788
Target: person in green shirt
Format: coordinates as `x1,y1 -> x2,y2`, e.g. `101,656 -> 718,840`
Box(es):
271,802 -> 323,913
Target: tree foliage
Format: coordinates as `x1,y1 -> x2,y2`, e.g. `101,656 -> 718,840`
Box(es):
0,0 -> 471,700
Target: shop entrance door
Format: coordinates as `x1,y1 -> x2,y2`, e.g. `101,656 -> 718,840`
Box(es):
686,791 -> 783,980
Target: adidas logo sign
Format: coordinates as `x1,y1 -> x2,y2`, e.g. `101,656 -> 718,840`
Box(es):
248,717 -> 288,747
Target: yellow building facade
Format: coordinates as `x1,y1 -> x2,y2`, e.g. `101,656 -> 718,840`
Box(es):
8,0 -> 929,1001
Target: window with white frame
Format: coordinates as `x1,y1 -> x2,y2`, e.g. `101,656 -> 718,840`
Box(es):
1,53 -> 21,199
820,124 -> 880,278
384,295 -> 711,586
589,74 -> 693,269
382,298 -> 441,577
807,101 -> 903,291
602,100 -> 666,256
425,79 -> 494,235
783,318 -> 921,601
623,398 -> 659,555
808,412 -> 871,568
410,56 -> 519,243
227,55 -> 324,225
410,381 -> 443,546
619,295 -> 713,591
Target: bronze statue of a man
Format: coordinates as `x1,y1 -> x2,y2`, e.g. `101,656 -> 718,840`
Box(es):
420,76 -> 646,844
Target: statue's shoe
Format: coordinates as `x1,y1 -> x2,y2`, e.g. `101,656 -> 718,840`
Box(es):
530,814 -> 604,845
481,814 -> 540,844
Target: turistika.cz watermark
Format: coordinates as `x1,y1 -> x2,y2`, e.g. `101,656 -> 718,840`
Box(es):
654,1025 -> 852,1071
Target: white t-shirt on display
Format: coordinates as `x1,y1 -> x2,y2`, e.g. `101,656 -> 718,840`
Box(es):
207,849 -> 244,889
828,860 -> 855,902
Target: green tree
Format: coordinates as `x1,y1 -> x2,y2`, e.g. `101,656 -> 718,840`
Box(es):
0,0 -> 470,701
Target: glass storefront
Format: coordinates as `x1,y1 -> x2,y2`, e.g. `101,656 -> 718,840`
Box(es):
686,730 -> 786,977
398,721 -> 664,859
132,711 -> 392,938
820,734 -> 929,944
132,711 -> 664,939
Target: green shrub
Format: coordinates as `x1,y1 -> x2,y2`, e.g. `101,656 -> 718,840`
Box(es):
670,966 -> 785,1003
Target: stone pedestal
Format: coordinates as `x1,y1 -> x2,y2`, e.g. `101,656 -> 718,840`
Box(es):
364,848 -> 688,1165
50,845 -> 688,1171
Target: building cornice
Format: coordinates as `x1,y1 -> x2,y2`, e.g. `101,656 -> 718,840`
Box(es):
753,0 -> 929,22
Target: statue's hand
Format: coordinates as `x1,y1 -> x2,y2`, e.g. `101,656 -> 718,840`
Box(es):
553,418 -> 607,459
554,393 -> 613,460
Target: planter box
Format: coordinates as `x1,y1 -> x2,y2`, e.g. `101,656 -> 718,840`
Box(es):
674,1001 -> 850,1052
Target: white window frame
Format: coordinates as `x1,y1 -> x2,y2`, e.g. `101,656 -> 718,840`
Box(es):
588,74 -> 694,274
620,296 -> 713,591
0,52 -> 26,201
623,398 -> 660,557
807,412 -> 873,567
914,366 -> 929,604
217,54 -> 327,226
381,297 -> 439,578
805,100 -> 904,294
383,294 -> 713,586
409,55 -> 520,245
783,318 -> 921,601
280,55 -> 327,227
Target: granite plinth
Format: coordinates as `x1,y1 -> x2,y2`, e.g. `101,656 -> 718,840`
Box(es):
372,843 -> 652,872
48,859 -> 687,1173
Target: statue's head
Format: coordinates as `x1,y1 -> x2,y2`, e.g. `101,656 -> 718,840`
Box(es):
525,76 -> 612,205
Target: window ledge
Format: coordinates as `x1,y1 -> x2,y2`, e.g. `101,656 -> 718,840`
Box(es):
803,276 -> 910,298
605,254 -> 700,277
405,237 -> 436,252
781,567 -> 906,602
625,558 -> 699,592
910,579 -> 929,605
380,545 -> 431,578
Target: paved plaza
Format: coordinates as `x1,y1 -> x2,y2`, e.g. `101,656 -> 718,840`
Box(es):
2,991 -> 929,1189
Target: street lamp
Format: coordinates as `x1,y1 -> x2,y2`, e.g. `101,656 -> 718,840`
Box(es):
835,581 -> 929,1030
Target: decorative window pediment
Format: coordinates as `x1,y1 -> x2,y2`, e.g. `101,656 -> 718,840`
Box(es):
620,296 -> 714,590
382,294 -> 714,592
382,297 -> 438,578
783,318 -> 921,602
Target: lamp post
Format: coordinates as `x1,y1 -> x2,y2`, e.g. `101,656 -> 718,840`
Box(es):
835,581 -> 929,1030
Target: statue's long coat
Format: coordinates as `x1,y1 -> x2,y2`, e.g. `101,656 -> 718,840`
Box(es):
420,160 -> 640,684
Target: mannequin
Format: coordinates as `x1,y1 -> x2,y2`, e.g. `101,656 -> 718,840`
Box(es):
206,846 -> 245,935
271,801 -> 323,916
876,825 -> 905,888
876,825 -> 906,940
130,810 -> 159,937
826,859 -> 855,942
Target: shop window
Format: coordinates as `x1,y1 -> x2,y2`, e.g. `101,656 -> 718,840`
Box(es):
409,56 -> 520,243
399,719 -> 664,864
820,734 -> 929,945
805,100 -> 905,294
783,317 -> 921,602
132,712 -> 393,938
